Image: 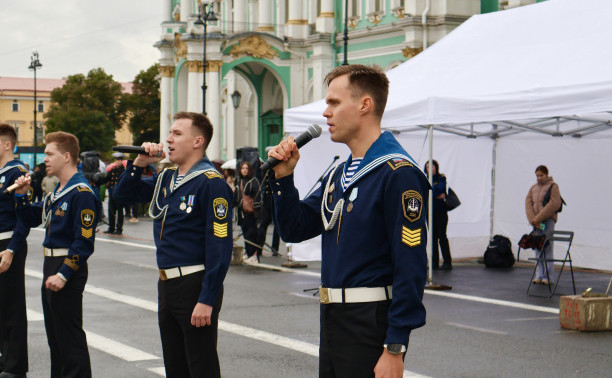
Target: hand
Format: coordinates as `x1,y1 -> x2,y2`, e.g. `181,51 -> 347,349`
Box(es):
45,275 -> 66,292
0,250 -> 14,274
191,303 -> 213,327
373,350 -> 404,378
267,136 -> 300,179
13,174 -> 32,195
133,142 -> 165,167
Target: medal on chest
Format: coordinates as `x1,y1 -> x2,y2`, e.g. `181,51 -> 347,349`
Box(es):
186,195 -> 195,213
179,196 -> 187,211
346,188 -> 358,213
0,175 -> 5,189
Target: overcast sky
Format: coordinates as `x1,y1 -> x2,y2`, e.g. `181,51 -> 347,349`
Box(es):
0,0 -> 164,83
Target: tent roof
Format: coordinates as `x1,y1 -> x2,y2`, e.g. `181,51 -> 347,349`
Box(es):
284,0 -> 612,138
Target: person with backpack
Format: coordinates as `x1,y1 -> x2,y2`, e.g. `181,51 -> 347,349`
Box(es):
237,161 -> 262,263
525,165 -> 563,285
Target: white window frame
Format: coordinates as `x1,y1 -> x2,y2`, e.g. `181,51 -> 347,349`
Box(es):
12,100 -> 19,112
37,101 -> 44,113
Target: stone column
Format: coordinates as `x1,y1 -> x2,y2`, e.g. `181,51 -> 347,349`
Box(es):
205,60 -> 223,160
310,39 -> 334,100
180,0 -> 192,22
316,0 -> 335,34
234,0 -> 248,32
159,65 -> 174,144
163,0 -> 172,21
226,71 -> 236,160
286,2 -> 308,39
186,60 -> 203,113
257,0 -> 274,32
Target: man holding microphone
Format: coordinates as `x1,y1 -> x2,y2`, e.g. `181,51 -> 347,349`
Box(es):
114,111 -> 233,378
267,65 -> 429,378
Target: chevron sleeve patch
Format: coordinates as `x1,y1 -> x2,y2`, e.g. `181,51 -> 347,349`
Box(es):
401,225 -> 421,247
213,222 -> 228,238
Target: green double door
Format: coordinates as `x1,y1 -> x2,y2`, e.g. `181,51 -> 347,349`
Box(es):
259,110 -> 283,158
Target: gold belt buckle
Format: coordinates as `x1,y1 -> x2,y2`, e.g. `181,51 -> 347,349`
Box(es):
319,287 -> 330,304
159,270 -> 168,281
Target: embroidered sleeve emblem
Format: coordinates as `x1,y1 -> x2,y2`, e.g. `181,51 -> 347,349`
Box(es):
213,198 -> 228,220
402,190 -> 422,222
213,222 -> 228,238
81,209 -> 95,228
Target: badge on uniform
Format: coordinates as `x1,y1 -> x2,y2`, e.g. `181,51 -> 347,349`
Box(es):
213,198 -> 228,220
186,195 -> 195,213
347,187 -> 358,213
402,190 -> 422,222
81,209 -> 95,227
55,203 -> 66,217
401,226 -> 421,247
0,176 -> 5,189
179,196 -> 187,211
213,222 -> 228,238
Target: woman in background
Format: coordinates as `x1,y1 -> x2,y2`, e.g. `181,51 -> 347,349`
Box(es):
425,160 -> 453,270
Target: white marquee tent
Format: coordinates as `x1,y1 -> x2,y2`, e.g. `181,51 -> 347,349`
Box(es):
282,0 -> 612,271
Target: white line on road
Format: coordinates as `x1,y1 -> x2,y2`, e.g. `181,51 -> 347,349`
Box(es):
27,308 -> 159,362
32,228 -> 157,250
425,290 -> 560,314
505,316 -> 558,322
446,322 -> 509,336
24,269 -> 428,378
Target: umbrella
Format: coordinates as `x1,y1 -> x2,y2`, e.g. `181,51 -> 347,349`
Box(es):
221,159 -> 237,170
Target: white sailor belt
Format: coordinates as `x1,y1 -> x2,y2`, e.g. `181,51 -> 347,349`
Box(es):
159,264 -> 205,281
43,247 -> 69,257
0,231 -> 13,241
319,285 -> 392,304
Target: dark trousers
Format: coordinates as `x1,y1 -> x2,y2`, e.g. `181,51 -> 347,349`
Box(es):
107,194 -> 124,232
432,210 -> 452,268
240,212 -> 261,257
320,301 -> 398,378
158,271 -> 223,378
0,240 -> 28,374
258,203 -> 280,253
42,257 -> 91,378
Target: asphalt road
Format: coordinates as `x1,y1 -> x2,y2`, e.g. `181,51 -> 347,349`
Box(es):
17,216 -> 612,377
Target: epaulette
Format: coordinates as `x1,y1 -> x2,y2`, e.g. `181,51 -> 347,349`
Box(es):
17,165 -> 28,172
387,157 -> 414,170
204,171 -> 223,180
77,186 -> 92,193
166,166 -> 178,171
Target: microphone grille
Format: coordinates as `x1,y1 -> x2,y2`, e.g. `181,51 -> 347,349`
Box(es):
307,124 -> 322,138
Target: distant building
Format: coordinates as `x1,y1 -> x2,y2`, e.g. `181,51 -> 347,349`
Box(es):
156,0 -> 546,160
0,77 -> 134,166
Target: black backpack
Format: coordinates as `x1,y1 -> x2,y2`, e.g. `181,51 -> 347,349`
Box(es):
484,235 -> 515,268
542,184 -> 566,213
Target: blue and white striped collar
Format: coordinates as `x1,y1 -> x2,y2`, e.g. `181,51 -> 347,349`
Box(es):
342,131 -> 420,191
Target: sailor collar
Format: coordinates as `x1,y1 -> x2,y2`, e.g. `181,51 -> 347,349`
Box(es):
341,131 -> 419,191
42,172 -> 92,227
0,159 -> 27,175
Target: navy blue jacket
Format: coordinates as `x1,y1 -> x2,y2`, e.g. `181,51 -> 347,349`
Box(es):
15,172 -> 100,280
113,157 -> 233,306
431,173 -> 447,213
272,131 -> 429,346
0,159 -> 31,251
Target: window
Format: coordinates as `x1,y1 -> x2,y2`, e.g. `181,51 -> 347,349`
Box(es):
37,101 -> 44,113
12,100 -> 19,112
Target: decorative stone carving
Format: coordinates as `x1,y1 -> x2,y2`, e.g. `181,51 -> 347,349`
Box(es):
392,6 -> 406,19
206,60 -> 223,72
159,65 -> 175,77
348,16 -> 360,29
367,11 -> 384,25
187,60 -> 204,73
174,33 -> 187,62
401,46 -> 423,58
229,35 -> 279,59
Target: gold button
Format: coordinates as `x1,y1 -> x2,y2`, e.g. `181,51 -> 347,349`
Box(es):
277,191 -> 281,195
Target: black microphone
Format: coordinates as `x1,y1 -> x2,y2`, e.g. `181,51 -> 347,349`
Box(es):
112,145 -> 163,157
261,124 -> 322,171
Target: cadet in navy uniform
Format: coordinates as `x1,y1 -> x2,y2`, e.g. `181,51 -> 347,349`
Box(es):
268,65 -> 429,378
0,124 -> 31,378
114,112 -> 233,378
12,131 -> 99,378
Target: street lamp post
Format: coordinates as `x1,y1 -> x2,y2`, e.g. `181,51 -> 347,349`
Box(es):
194,3 -> 217,115
343,0 -> 349,65
29,51 -> 42,166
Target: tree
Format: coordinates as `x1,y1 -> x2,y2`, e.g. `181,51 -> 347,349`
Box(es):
122,64 -> 160,146
44,68 -> 126,152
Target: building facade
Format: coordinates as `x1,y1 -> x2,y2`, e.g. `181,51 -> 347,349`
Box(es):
0,77 -> 134,167
156,0 -> 547,160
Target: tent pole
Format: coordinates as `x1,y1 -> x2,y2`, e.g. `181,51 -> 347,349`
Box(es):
427,125 -> 433,282
490,130 -> 499,239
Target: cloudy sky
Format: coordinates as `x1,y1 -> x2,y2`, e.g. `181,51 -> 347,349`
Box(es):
0,0 -> 164,83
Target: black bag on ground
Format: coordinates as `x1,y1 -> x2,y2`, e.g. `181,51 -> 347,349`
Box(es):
484,235 -> 515,268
